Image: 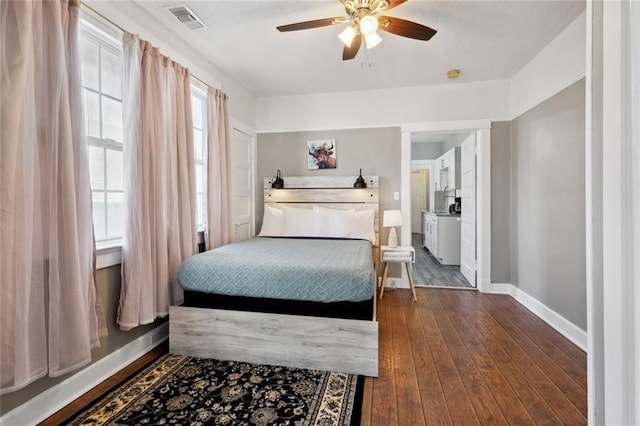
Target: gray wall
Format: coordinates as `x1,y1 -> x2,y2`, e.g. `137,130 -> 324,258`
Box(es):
256,127 -> 402,276
490,121 -> 512,283
0,265 -> 166,415
411,142 -> 443,160
510,80 -> 586,330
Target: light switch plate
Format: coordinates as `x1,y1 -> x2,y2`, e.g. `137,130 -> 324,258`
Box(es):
393,191 -> 400,200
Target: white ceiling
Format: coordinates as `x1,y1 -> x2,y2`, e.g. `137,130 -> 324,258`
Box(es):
123,0 -> 585,98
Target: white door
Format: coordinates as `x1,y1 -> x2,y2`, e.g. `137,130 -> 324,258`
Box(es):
229,128 -> 254,242
460,134 -> 477,286
410,170 -> 427,233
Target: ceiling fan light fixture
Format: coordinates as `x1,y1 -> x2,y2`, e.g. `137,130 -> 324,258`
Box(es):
359,15 -> 379,35
276,0 -> 437,61
364,31 -> 382,49
338,25 -> 357,47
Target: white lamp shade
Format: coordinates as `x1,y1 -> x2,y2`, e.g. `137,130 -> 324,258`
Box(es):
338,26 -> 357,47
359,15 -> 378,35
383,209 -> 402,227
364,31 -> 382,49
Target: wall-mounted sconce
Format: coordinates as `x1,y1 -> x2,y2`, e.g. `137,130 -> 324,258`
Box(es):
271,169 -> 284,189
353,168 -> 367,188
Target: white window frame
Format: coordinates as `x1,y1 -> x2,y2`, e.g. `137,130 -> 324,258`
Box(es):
79,10 -> 209,266
191,86 -> 207,232
80,13 -> 125,257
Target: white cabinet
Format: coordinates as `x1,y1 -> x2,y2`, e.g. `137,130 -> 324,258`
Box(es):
423,212 -> 438,258
446,150 -> 455,189
423,212 -> 461,265
433,167 -> 441,191
439,154 -> 449,170
423,212 -> 430,248
436,216 -> 461,265
447,147 -> 461,189
434,147 -> 461,190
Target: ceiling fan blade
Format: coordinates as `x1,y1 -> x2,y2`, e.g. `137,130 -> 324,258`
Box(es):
342,34 -> 362,60
379,16 -> 437,41
386,0 -> 408,11
277,17 -> 341,32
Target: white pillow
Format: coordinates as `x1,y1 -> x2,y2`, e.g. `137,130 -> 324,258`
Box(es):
258,204 -> 283,236
332,209 -> 376,244
311,206 -> 354,237
282,206 -> 313,236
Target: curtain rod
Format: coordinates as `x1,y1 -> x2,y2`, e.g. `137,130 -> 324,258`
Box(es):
81,1 -> 211,91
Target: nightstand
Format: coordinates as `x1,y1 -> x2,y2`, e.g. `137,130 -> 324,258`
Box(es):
379,245 -> 417,302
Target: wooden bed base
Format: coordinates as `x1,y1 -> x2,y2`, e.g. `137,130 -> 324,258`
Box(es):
169,306 -> 379,376
169,176 -> 380,377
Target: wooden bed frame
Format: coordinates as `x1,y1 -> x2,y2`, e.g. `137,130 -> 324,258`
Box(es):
169,176 -> 380,377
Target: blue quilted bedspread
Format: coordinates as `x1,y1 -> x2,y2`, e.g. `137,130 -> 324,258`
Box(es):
177,237 -> 375,303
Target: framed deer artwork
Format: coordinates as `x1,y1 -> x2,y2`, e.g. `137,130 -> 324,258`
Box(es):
307,139 -> 337,169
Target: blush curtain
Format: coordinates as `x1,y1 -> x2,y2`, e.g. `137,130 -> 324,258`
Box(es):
205,88 -> 231,250
0,0 -> 107,393
118,32 -> 197,330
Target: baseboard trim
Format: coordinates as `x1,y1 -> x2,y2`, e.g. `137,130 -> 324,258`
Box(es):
487,283 -> 587,351
1,323 -> 169,426
388,277 -> 403,289
487,283 -> 514,295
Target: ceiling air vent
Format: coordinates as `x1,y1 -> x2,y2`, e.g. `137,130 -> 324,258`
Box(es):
165,5 -> 205,30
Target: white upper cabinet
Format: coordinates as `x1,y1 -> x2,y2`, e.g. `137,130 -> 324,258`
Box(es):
435,147 -> 461,190
439,153 -> 449,170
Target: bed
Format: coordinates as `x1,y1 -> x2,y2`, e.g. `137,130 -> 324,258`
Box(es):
179,237 -> 375,319
169,176 -> 380,377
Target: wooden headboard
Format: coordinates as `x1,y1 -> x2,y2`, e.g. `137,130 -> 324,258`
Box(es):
263,175 -> 380,247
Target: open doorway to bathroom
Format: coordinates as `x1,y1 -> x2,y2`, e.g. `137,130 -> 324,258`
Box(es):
410,131 -> 475,288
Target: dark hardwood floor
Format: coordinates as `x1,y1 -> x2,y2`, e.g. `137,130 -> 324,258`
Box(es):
361,288 -> 587,425
41,288 -> 587,425
411,233 -> 473,288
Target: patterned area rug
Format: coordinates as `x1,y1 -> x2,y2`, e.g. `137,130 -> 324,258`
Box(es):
65,354 -> 363,425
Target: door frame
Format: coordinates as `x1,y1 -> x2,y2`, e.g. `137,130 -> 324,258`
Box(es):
460,134 -> 478,287
230,118 -> 257,237
587,1 -> 640,423
401,120 -> 491,293
409,168 -> 428,233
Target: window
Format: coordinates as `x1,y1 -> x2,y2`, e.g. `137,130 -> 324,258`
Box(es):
80,15 -> 207,241
191,88 -> 207,230
80,20 -> 124,243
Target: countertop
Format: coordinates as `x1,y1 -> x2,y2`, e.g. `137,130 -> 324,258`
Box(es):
422,210 -> 461,218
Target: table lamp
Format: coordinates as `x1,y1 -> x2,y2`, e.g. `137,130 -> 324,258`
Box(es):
383,209 -> 402,248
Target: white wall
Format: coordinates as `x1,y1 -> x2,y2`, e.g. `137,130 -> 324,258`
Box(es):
255,80 -> 511,132
510,11 -> 586,119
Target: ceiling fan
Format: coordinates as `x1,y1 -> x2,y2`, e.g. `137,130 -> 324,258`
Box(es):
277,0 -> 437,61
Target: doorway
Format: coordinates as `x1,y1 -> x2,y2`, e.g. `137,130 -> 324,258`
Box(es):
229,125 -> 256,243
410,169 -> 429,231
408,131 -> 477,288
